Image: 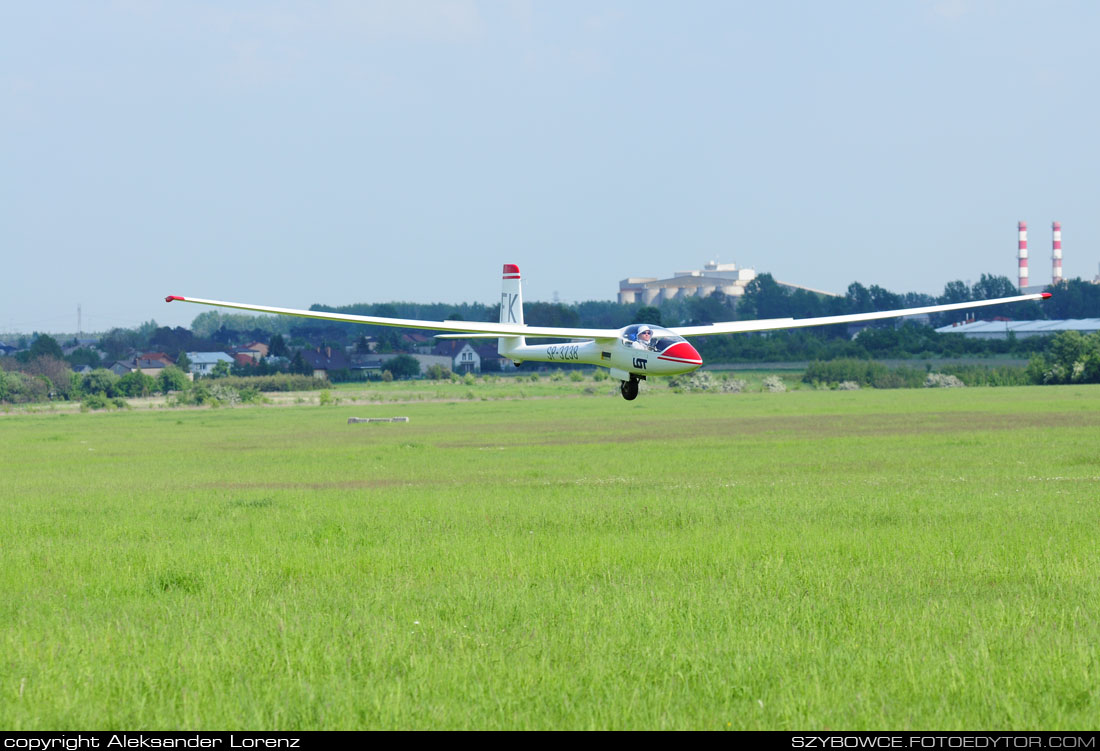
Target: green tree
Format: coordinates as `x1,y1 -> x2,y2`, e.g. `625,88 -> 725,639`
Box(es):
210,361 -> 231,379
385,354 -> 421,379
158,366 -> 190,393
116,371 -> 157,397
739,274 -> 791,319
425,363 -> 452,380
269,334 -> 289,358
632,306 -> 662,325
29,334 -> 64,360
66,347 -> 102,370
80,369 -> 119,397
289,351 -> 312,375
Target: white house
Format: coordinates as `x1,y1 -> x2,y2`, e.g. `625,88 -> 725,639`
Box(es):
186,352 -> 234,375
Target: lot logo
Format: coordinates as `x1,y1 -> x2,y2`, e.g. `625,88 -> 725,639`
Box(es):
632,357 -> 647,369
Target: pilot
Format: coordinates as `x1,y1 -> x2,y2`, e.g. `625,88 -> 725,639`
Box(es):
633,326 -> 654,350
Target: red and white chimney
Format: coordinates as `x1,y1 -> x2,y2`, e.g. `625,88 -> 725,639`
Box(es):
1052,221 -> 1063,285
1017,221 -> 1029,290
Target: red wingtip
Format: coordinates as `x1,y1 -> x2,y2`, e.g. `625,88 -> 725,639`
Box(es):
166,295 -> 184,303
503,263 -> 520,275
1041,292 -> 1052,299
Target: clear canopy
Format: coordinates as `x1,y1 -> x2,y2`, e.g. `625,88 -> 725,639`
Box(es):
620,324 -> 686,353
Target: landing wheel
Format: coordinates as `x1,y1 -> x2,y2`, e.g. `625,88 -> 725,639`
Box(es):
620,378 -> 639,401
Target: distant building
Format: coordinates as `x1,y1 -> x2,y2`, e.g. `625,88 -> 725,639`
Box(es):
934,318 -> 1100,340
108,361 -> 136,376
229,344 -> 266,363
186,352 -> 234,376
618,260 -> 837,306
299,346 -> 350,379
135,352 -> 174,375
431,340 -> 516,373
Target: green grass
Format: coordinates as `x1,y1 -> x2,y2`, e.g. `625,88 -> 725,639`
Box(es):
2,385 -> 1099,729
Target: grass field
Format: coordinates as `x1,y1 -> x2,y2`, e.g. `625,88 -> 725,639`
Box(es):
2,383 -> 1099,729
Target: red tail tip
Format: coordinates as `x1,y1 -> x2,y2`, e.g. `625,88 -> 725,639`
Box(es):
166,295 -> 183,303
1041,292 -> 1052,299
502,264 -> 520,275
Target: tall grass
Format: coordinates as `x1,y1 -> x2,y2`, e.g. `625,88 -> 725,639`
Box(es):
2,386 -> 1099,729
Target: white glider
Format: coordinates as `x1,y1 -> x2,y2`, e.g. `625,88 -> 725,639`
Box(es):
168,264 -> 1050,400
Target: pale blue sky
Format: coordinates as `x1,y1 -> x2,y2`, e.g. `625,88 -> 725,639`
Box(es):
2,1 -> 1097,333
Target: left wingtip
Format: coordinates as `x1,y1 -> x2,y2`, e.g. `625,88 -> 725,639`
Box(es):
166,295 -> 184,303
1041,292 -> 1052,299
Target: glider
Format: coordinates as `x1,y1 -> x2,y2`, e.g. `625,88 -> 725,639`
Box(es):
167,264 -> 1050,400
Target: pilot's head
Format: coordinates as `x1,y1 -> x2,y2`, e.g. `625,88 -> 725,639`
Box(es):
637,326 -> 652,341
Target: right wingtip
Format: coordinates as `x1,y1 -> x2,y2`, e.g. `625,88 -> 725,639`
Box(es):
165,295 -> 184,303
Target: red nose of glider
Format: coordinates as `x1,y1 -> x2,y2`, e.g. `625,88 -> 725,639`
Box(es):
658,341 -> 702,367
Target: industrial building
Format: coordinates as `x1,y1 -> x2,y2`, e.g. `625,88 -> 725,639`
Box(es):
618,260 -> 836,305
935,319 -> 1100,340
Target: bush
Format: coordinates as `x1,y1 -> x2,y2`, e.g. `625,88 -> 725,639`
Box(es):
425,364 -> 453,380
158,366 -> 191,394
0,370 -> 49,404
569,371 -> 585,382
116,371 -> 157,397
386,354 -> 421,379
924,373 -> 965,388
762,375 -> 787,393
81,393 -> 128,411
80,369 -> 119,398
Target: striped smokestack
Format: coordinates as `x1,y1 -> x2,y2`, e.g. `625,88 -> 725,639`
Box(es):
1018,220 -> 1029,290
1052,221 -> 1063,285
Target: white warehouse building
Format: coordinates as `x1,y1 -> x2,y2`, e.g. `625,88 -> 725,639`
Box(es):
934,319 -> 1100,340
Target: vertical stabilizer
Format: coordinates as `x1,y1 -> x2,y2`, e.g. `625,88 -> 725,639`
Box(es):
499,263 -> 526,359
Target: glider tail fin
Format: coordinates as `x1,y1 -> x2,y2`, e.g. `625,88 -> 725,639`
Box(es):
499,263 -> 526,360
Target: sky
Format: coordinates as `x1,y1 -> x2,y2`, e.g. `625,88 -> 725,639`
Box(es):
2,0 -> 1098,334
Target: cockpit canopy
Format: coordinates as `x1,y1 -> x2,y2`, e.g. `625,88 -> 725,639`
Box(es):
620,324 -> 687,353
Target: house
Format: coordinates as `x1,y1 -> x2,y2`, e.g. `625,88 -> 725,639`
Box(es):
135,352 -> 174,375
231,352 -> 257,368
431,340 -> 515,374
243,341 -> 269,358
402,332 -> 436,355
474,344 -> 516,373
186,352 -> 235,376
108,361 -> 136,376
230,343 -> 268,363
299,346 -> 350,380
433,340 -> 480,373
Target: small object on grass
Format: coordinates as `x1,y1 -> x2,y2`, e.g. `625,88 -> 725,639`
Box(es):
348,416 -> 410,424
